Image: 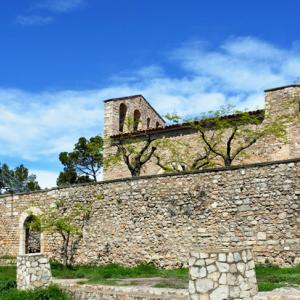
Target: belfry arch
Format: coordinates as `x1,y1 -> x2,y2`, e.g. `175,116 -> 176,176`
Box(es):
119,103 -> 127,132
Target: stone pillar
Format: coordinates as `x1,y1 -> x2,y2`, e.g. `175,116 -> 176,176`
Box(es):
17,254 -> 52,290
189,248 -> 258,300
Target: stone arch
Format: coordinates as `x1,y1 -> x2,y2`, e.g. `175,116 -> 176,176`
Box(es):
133,109 -> 141,131
19,207 -> 44,255
119,103 -> 127,132
147,117 -> 151,129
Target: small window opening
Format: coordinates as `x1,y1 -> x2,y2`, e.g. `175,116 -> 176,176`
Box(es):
147,118 -> 151,129
119,103 -> 127,132
133,110 -> 141,131
156,121 -> 160,128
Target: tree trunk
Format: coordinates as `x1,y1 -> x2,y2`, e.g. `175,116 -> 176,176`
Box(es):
224,157 -> 232,167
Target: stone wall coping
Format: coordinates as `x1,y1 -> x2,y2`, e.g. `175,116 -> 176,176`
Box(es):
264,84 -> 300,92
190,247 -> 251,253
60,282 -> 188,298
1,156 -> 300,199
18,253 -> 43,257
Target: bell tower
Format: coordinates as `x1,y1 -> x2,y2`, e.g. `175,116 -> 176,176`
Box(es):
103,94 -> 165,137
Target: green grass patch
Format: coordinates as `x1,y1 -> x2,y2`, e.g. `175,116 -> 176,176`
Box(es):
1,263 -> 300,292
0,284 -> 71,300
0,267 -> 16,282
51,262 -> 188,284
154,282 -> 186,289
0,256 -> 16,260
256,264 -> 300,291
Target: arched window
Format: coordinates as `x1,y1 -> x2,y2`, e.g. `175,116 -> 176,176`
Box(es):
119,103 -> 127,132
24,215 -> 41,254
133,110 -> 141,131
156,121 -> 160,128
147,118 -> 151,129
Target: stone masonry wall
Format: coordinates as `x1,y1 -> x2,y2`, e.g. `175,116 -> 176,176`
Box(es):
17,254 -> 52,290
189,248 -> 257,300
0,159 -> 300,268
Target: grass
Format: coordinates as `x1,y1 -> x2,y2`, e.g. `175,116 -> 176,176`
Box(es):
1,263 -> 300,293
256,264 -> 300,291
51,262 -> 188,284
0,256 -> 16,260
0,284 -> 71,300
0,266 -> 70,300
0,267 -> 16,282
154,282 -> 186,289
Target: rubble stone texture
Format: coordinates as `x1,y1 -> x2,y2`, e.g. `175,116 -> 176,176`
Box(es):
59,282 -> 188,300
17,254 -> 52,290
189,248 -> 257,300
0,159 -> 299,268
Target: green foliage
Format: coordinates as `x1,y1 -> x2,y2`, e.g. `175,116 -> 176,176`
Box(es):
1,264 -> 300,292
0,255 -> 16,260
165,104 -> 288,168
154,137 -> 213,172
0,267 -> 16,281
0,280 -> 16,292
0,284 -> 71,300
105,134 -> 158,177
256,264 -> 300,291
164,113 -> 181,124
35,197 -> 99,267
51,262 -> 188,284
192,105 -> 288,166
57,135 -> 103,186
24,215 -> 41,232
154,282 -> 186,289
0,164 -> 40,194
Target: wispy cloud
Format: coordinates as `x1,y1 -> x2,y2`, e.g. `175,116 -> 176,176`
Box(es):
32,0 -> 85,13
15,15 -> 53,26
1,36 -> 300,187
15,0 -> 85,26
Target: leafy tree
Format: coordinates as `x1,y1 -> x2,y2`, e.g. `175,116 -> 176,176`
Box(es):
154,137 -> 212,172
194,106 -> 288,166
166,106 -> 288,167
57,135 -> 103,186
0,163 -> 40,193
105,117 -> 158,177
105,134 -> 158,177
34,196 -> 100,267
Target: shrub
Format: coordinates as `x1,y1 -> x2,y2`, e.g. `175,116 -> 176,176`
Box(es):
0,284 -> 71,300
0,280 -> 17,292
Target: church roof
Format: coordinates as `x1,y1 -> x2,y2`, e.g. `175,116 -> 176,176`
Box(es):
110,109 -> 265,138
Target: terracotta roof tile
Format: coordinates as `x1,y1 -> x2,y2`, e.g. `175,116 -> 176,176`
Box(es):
110,109 -> 265,138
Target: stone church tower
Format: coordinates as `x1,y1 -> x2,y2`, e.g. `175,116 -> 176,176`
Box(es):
103,95 -> 165,137
103,85 -> 300,180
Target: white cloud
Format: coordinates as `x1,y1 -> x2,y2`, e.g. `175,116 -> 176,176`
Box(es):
33,170 -> 58,189
32,0 -> 84,13
15,15 -> 53,26
1,36 -> 300,171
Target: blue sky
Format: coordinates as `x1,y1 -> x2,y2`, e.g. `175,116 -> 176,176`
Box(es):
1,0 -> 300,187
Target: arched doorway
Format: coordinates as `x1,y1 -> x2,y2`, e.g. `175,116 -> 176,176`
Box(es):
24,215 -> 41,254
19,207 -> 43,255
